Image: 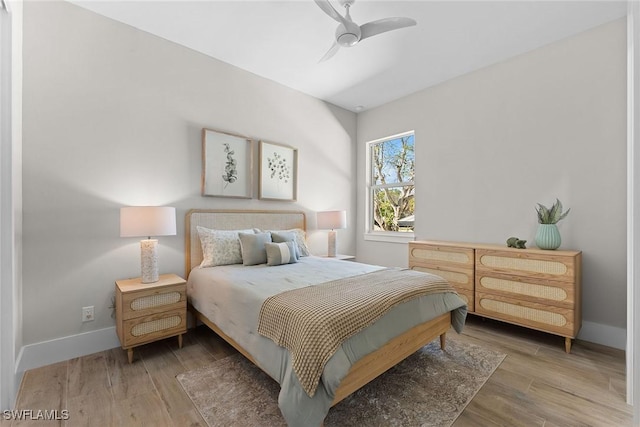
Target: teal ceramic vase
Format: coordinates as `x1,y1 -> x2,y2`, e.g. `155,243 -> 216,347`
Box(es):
535,224 -> 561,250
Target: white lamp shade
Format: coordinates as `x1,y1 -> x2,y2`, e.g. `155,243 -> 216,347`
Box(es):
317,210 -> 347,230
120,206 -> 177,238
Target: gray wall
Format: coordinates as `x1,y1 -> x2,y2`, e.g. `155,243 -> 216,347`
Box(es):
356,18 -> 628,343
22,1 -> 357,346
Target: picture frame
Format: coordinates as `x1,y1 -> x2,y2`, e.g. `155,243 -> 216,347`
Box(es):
202,128 -> 253,198
259,140 -> 298,201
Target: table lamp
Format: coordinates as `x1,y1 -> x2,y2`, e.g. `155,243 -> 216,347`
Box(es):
317,210 -> 347,257
120,206 -> 177,283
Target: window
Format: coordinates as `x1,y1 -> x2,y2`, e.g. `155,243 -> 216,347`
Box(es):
366,132 -> 415,239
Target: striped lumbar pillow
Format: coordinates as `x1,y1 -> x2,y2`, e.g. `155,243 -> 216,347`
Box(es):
265,241 -> 299,266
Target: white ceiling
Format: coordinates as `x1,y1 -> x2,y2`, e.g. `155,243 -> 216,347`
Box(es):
70,0 -> 628,112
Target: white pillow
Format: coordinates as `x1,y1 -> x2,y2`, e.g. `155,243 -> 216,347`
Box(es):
197,226 -> 255,267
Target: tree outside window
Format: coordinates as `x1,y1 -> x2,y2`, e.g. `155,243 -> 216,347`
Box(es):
369,133 -> 415,233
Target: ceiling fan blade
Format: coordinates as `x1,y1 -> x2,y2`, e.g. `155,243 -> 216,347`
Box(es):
314,0 -> 349,26
360,17 -> 417,41
319,41 -> 340,62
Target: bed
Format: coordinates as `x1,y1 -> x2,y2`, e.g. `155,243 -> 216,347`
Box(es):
184,209 -> 467,426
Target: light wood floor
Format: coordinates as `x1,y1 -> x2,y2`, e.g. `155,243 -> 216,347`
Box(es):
5,316 -> 632,426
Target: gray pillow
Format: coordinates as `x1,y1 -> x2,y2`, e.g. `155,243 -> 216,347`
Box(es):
239,232 -> 272,266
271,231 -> 296,244
271,231 -> 301,257
257,229 -> 310,257
266,241 -> 299,266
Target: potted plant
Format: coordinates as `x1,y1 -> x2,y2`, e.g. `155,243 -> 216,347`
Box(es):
535,198 -> 570,250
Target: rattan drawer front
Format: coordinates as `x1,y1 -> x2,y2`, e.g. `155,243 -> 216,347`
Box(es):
409,243 -> 474,268
131,291 -> 181,310
410,265 -> 474,291
475,292 -> 577,337
476,249 -> 577,282
122,308 -> 187,348
476,273 -> 574,308
122,285 -> 186,320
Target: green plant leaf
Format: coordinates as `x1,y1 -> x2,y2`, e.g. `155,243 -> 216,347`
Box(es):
558,208 -> 571,221
549,199 -> 561,224
536,203 -> 550,224
536,198 -> 570,224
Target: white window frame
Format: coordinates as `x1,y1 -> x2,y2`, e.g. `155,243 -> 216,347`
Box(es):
364,131 -> 415,243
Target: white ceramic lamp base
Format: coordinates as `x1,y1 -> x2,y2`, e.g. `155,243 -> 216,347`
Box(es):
140,239 -> 159,283
327,230 -> 337,257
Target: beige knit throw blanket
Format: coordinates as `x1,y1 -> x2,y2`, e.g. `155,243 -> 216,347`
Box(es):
257,268 -> 455,397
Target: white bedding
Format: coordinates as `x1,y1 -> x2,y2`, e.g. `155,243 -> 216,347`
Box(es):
188,256 -> 381,360
187,256 -> 467,426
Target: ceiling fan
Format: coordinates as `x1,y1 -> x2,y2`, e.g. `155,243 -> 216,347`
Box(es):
314,0 -> 417,62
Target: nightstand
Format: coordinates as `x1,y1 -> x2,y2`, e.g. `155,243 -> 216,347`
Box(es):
324,254 -> 355,261
115,273 -> 187,363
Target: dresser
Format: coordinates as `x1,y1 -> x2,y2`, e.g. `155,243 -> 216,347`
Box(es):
409,241 -> 581,353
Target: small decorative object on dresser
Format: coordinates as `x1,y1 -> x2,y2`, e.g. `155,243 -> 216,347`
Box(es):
506,237 -> 527,249
535,198 -> 570,250
409,240 -> 581,353
115,273 -> 187,363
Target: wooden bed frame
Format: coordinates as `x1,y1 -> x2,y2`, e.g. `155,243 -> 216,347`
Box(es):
184,209 -> 451,406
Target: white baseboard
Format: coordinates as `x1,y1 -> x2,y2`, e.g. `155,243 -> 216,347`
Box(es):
16,327 -> 120,373
578,321 -> 626,350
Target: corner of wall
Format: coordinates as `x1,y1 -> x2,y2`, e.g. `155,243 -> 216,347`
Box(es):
579,321 -> 626,350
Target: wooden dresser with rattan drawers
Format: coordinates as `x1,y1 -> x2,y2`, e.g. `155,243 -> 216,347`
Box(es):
409,241 -> 582,353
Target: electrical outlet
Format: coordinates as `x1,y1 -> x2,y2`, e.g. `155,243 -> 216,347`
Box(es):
82,306 -> 95,322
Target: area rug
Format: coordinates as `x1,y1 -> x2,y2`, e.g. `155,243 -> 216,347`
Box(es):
176,337 -> 506,427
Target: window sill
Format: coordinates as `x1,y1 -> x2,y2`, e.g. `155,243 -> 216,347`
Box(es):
364,232 -> 415,244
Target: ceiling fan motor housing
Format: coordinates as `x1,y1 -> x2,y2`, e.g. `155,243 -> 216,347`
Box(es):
336,22 -> 361,47
337,0 -> 356,7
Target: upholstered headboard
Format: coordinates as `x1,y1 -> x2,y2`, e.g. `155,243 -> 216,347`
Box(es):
185,209 -> 307,277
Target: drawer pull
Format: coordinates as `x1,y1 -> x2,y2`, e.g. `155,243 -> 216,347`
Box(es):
479,277 -> 567,301
131,315 -> 182,337
479,255 -> 567,276
479,299 -> 567,327
130,291 -> 181,310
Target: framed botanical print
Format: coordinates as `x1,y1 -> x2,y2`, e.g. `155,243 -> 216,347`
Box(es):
202,128 -> 253,198
259,140 -> 298,201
